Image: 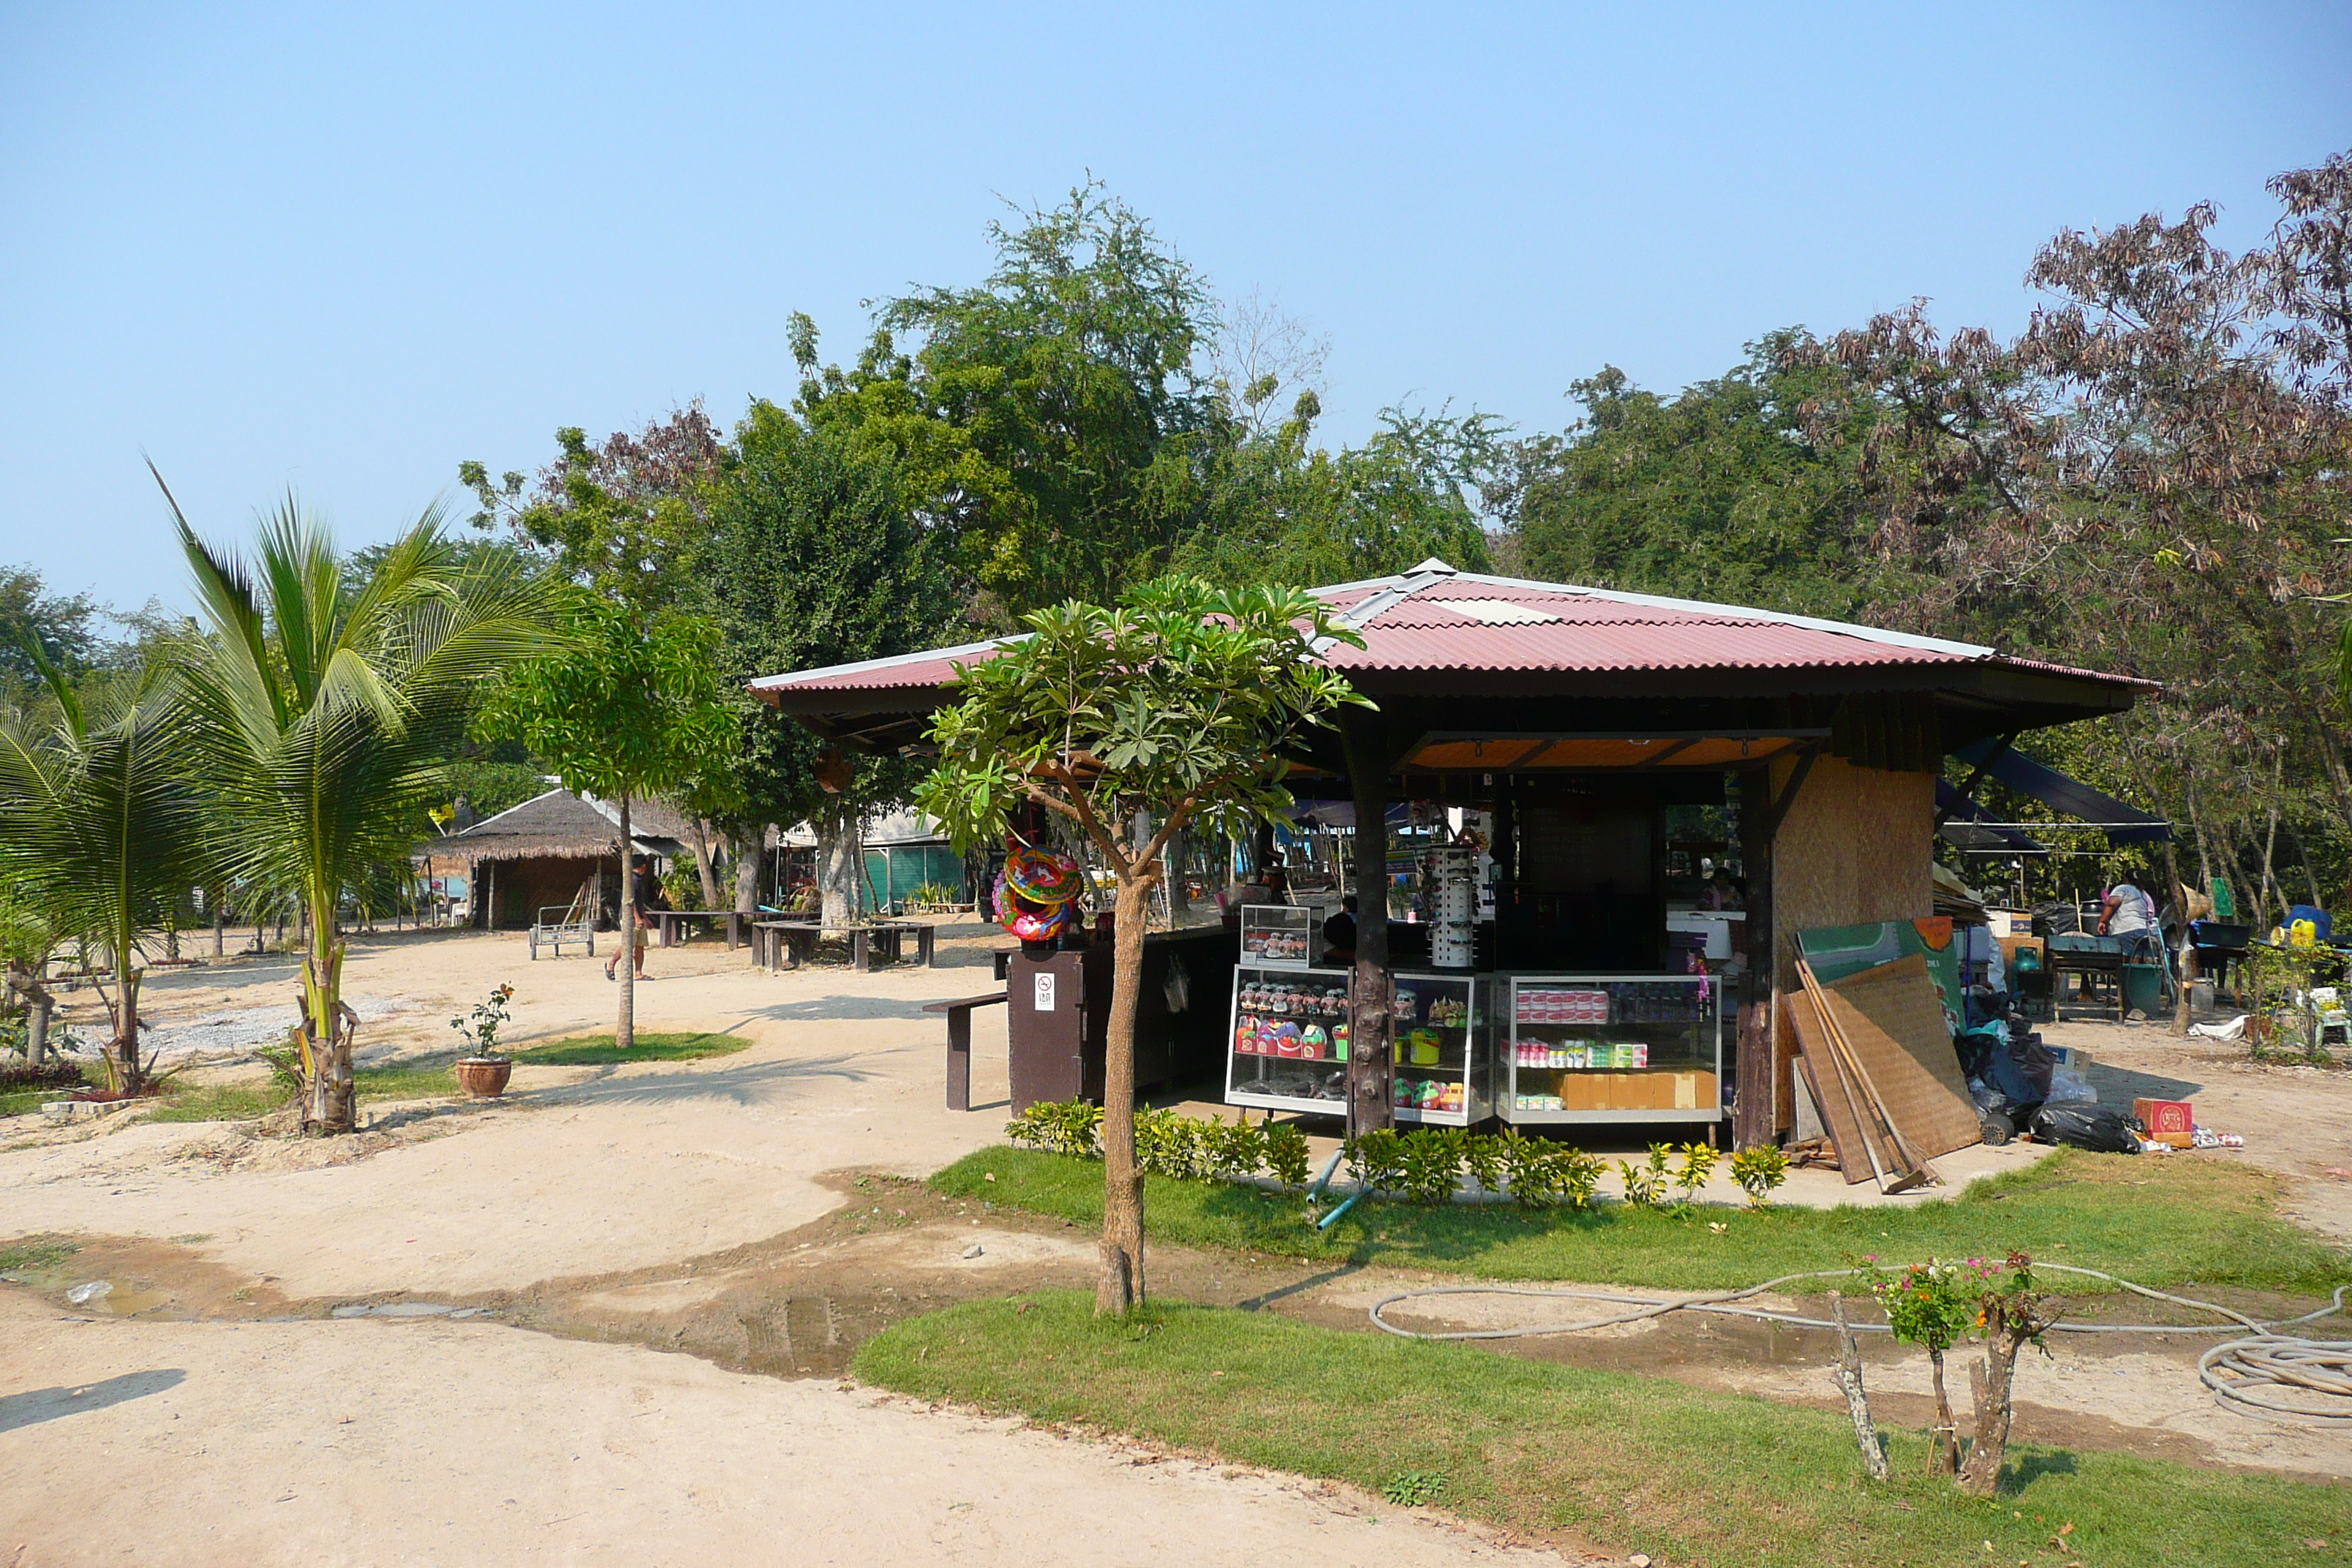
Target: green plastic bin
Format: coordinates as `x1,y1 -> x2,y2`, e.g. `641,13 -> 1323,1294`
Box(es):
2122,962 -> 2164,1015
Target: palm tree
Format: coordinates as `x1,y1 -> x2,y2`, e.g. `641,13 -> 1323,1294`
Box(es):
0,657 -> 206,1092
165,480 -> 554,1132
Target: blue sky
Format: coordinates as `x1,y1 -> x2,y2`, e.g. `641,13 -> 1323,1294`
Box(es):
4,1 -> 2347,613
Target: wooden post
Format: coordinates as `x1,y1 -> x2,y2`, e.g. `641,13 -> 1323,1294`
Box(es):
2166,836 -> 2194,1035
1735,764 -> 1777,1150
1341,706 -> 1395,1137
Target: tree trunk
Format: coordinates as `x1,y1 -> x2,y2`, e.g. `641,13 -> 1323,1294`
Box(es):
1340,709 -> 1395,1136
298,894 -> 354,1133
617,794 -> 637,1052
8,973 -> 55,1068
1097,870 -> 1153,1315
1959,1331 -> 2026,1497
689,817 -> 723,910
1735,763 -> 1778,1149
2167,837 -> 2195,1035
818,810 -> 862,926
734,836 -> 761,917
108,968 -> 143,1094
1826,1292 -> 1887,1480
1926,1348 -> 1960,1476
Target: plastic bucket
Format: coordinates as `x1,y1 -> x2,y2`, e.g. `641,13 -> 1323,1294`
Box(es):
2122,962 -> 2164,1015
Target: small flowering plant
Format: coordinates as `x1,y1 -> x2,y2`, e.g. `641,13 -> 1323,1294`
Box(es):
449,983 -> 516,1061
1861,1255 -> 1984,1475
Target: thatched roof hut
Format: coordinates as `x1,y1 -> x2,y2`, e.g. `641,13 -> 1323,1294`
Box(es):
415,788 -> 690,930
417,786 -> 685,866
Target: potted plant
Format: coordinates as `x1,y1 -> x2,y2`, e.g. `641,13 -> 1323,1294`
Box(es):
450,982 -> 516,1098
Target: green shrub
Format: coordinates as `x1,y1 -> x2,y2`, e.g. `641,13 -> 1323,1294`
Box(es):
1668,1141 -> 1720,1215
1730,1144 -> 1790,1209
1397,1127 -> 1466,1205
1619,1144 -> 1671,1207
1135,1107 -> 1210,1180
1006,1099 -> 1103,1159
1345,1128 -> 1406,1196
1202,1119 -> 1267,1182
1262,1123 -> 1312,1188
1460,1132 -> 1510,1196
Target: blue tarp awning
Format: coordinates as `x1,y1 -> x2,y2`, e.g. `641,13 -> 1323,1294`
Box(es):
1947,739 -> 2171,846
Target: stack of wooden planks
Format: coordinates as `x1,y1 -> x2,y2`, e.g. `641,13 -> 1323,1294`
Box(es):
1784,952 -> 1983,1191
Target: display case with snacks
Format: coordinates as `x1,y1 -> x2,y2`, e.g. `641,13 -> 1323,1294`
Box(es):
1226,964 -> 1353,1115
1388,970 -> 1490,1126
1240,904 -> 1318,968
1501,973 -> 1724,1125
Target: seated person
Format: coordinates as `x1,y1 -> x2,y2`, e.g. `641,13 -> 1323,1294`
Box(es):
1322,895 -> 1358,963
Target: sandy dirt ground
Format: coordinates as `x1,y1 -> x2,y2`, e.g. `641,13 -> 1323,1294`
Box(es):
4,927 -> 2349,1564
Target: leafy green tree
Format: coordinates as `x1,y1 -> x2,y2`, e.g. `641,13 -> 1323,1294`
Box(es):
1508,338 -> 1891,617
477,595 -> 739,1048
918,578 -> 1365,1313
170,490 -> 554,1131
872,182 -> 1223,614
706,404 -> 961,920
1175,404 -> 1501,588
0,655 -> 204,1090
0,566 -> 103,689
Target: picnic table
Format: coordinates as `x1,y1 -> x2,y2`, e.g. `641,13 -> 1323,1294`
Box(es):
647,910 -> 748,950
752,919 -> 936,973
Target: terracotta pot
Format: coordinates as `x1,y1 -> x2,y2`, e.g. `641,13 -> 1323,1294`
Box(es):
454,1057 -> 513,1098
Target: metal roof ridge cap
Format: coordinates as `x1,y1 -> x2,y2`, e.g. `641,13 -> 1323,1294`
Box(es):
747,633 -> 1028,690
1447,570 -> 1994,657
439,784 -> 574,838
1313,566 -> 1452,654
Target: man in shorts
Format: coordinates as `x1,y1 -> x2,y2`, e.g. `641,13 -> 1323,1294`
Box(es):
606,853 -> 661,982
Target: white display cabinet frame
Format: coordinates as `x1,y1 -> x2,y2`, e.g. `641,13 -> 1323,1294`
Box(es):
1389,970 -> 1490,1127
1501,972 -> 1725,1126
1224,962 -> 1353,1117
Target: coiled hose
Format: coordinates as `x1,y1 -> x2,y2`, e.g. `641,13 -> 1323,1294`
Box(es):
1367,1268 -> 2352,1426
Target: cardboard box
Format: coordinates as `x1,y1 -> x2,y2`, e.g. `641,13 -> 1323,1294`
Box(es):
1563,1074 -> 1602,1111
2133,1097 -> 2193,1148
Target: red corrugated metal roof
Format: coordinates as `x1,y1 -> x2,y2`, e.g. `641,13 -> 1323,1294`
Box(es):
747,562 -> 2147,696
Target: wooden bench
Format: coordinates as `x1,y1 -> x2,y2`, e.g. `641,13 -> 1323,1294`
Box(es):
881,920 -> 937,968
923,990 -> 1009,1109
992,946 -> 1017,981
649,910 -> 747,950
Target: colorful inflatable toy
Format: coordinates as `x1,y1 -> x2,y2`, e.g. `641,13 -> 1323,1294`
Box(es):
995,843 -> 1085,943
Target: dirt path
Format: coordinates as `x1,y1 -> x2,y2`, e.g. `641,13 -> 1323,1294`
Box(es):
4,932 -> 2350,1564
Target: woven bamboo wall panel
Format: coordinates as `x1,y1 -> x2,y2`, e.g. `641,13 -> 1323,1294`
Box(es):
1818,952 -> 1981,1159
1782,990 -> 1878,1184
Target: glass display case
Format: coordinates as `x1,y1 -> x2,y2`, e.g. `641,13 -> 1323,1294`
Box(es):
1390,970 -> 1490,1126
1502,973 -> 1724,1126
1240,904 -> 1317,968
1226,963 -> 1352,1115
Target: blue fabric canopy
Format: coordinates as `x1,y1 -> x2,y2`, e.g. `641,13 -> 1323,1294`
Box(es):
1948,739 -> 2171,845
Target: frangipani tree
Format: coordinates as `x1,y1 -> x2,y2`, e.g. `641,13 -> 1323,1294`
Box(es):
918,577 -> 1365,1313
0,656 -> 203,1090
170,486 -> 556,1132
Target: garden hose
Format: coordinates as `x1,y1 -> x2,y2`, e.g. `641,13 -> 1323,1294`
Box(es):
1366,1270 -> 2352,1427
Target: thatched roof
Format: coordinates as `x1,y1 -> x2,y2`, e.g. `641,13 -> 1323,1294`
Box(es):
415,787 -> 685,866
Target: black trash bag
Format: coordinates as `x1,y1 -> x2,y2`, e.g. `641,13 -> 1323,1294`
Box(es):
2032,900 -> 2084,938
2028,1104 -> 2145,1154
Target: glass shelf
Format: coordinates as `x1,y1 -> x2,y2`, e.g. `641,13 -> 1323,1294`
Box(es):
1224,966 -> 1490,1126
1502,973 -> 1725,1124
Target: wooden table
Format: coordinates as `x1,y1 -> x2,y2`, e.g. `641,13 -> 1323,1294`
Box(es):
647,910 -> 747,950
752,919 -> 935,973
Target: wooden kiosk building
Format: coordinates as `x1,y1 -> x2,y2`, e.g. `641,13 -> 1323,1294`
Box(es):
751,559 -> 2147,1146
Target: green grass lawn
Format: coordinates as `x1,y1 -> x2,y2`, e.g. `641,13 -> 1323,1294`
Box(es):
108,1032 -> 746,1125
513,1031 -> 749,1065
935,1146 -> 2352,1298
856,1292 -> 2351,1568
